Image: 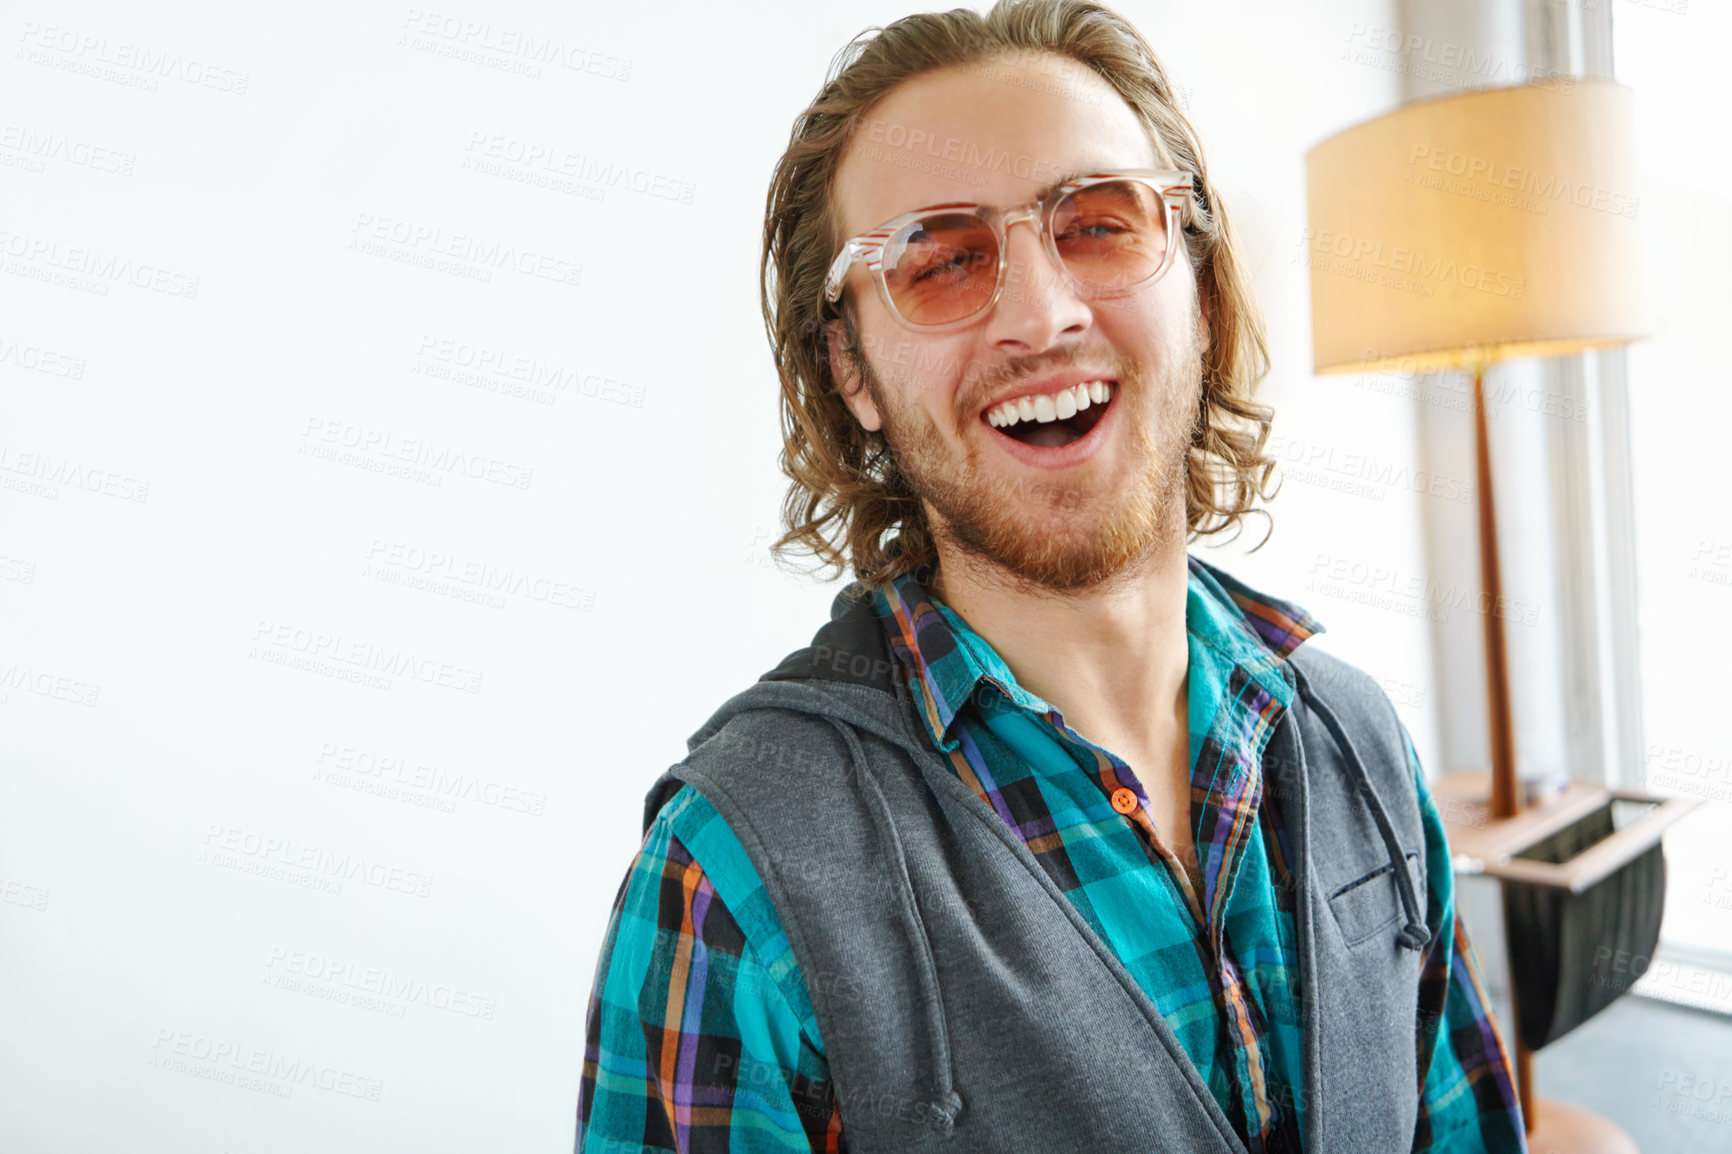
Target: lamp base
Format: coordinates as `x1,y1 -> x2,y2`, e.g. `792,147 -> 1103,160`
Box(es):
1527,1096 -> 1639,1154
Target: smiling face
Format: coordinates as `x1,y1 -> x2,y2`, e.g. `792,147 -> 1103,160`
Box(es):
827,51 -> 1210,595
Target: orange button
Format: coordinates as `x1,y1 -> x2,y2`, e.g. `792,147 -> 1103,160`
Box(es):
1110,787 -> 1138,815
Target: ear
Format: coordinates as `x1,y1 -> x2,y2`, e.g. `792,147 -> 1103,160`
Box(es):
827,317 -> 882,432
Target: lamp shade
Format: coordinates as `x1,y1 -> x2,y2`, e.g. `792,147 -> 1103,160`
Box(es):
1304,81 -> 1650,375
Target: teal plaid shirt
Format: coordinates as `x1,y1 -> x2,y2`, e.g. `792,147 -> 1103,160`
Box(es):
577,556 -> 1526,1152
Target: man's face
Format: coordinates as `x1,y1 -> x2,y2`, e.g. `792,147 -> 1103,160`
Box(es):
828,51 -> 1209,595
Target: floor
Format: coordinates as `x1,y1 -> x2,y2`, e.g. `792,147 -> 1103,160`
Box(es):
1533,995 -> 1732,1153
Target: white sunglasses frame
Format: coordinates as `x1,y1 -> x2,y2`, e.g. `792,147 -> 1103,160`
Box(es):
821,168 -> 1196,333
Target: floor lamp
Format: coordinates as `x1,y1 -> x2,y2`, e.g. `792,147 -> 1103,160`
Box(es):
1304,81 -> 1698,1153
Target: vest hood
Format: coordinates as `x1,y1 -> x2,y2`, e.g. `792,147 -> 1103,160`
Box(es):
648,582 -> 1431,1143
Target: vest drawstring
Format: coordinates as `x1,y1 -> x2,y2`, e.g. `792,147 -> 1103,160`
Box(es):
825,717 -> 965,1137
1291,669 -> 1432,952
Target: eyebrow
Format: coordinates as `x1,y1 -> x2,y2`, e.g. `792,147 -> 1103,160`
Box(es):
1022,169 -> 1091,204
893,169 -> 1094,219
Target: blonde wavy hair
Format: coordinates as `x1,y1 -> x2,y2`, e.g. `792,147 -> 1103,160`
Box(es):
761,0 -> 1278,589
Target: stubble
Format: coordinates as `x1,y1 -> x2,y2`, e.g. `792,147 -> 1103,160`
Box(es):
859,306 -> 1207,597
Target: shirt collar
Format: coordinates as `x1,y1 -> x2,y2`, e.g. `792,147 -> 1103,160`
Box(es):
872,554 -> 1326,752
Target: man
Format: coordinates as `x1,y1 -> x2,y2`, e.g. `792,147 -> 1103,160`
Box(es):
577,2 -> 1525,1151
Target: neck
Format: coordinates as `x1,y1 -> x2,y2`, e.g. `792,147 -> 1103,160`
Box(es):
924,506 -> 1192,766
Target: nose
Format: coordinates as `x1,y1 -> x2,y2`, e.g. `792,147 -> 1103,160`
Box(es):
982,210 -> 1092,354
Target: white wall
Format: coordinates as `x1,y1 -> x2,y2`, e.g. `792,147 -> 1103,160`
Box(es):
0,2 -> 1446,1151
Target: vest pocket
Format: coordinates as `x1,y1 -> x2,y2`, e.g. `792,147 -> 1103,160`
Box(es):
1328,852 -> 1421,947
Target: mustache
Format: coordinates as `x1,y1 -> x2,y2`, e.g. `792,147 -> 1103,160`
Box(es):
956,349 -> 1140,420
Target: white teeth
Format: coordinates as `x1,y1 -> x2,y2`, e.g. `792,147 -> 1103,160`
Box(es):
987,380 -> 1113,429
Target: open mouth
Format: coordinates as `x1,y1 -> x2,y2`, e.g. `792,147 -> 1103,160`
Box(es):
983,380 -> 1115,449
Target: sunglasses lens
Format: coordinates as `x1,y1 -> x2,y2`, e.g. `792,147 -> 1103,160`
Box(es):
872,182 -> 1174,327
1052,179 -> 1171,295
880,212 -> 1000,327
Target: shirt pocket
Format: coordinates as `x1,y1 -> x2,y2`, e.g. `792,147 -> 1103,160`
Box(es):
1327,852 -> 1422,947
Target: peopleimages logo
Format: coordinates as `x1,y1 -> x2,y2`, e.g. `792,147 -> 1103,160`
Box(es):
0,124 -> 135,176
1407,144 -> 1640,219
347,212 -> 582,289
15,23 -> 251,94
248,618 -> 485,695
462,132 -> 695,203
398,8 -> 631,81
200,823 -> 436,898
149,1029 -> 384,1101
264,946 -> 499,1019
858,117 -> 1076,186
1300,228 -> 1526,299
301,417 -> 534,490
0,227 -> 199,298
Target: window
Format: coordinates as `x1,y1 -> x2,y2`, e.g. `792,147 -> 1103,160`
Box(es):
1615,0 -> 1732,977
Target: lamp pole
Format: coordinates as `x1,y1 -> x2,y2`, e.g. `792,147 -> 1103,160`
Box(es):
1473,360 -> 1522,825
1471,358 -> 1537,1133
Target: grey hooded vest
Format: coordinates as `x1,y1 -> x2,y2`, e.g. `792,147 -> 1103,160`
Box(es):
644,585 -> 1431,1154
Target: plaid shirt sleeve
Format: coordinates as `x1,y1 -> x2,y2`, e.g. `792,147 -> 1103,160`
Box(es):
1404,727 -> 1529,1153
577,784 -> 845,1153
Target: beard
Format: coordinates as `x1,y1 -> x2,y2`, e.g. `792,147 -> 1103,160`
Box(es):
858,307 -> 1207,597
